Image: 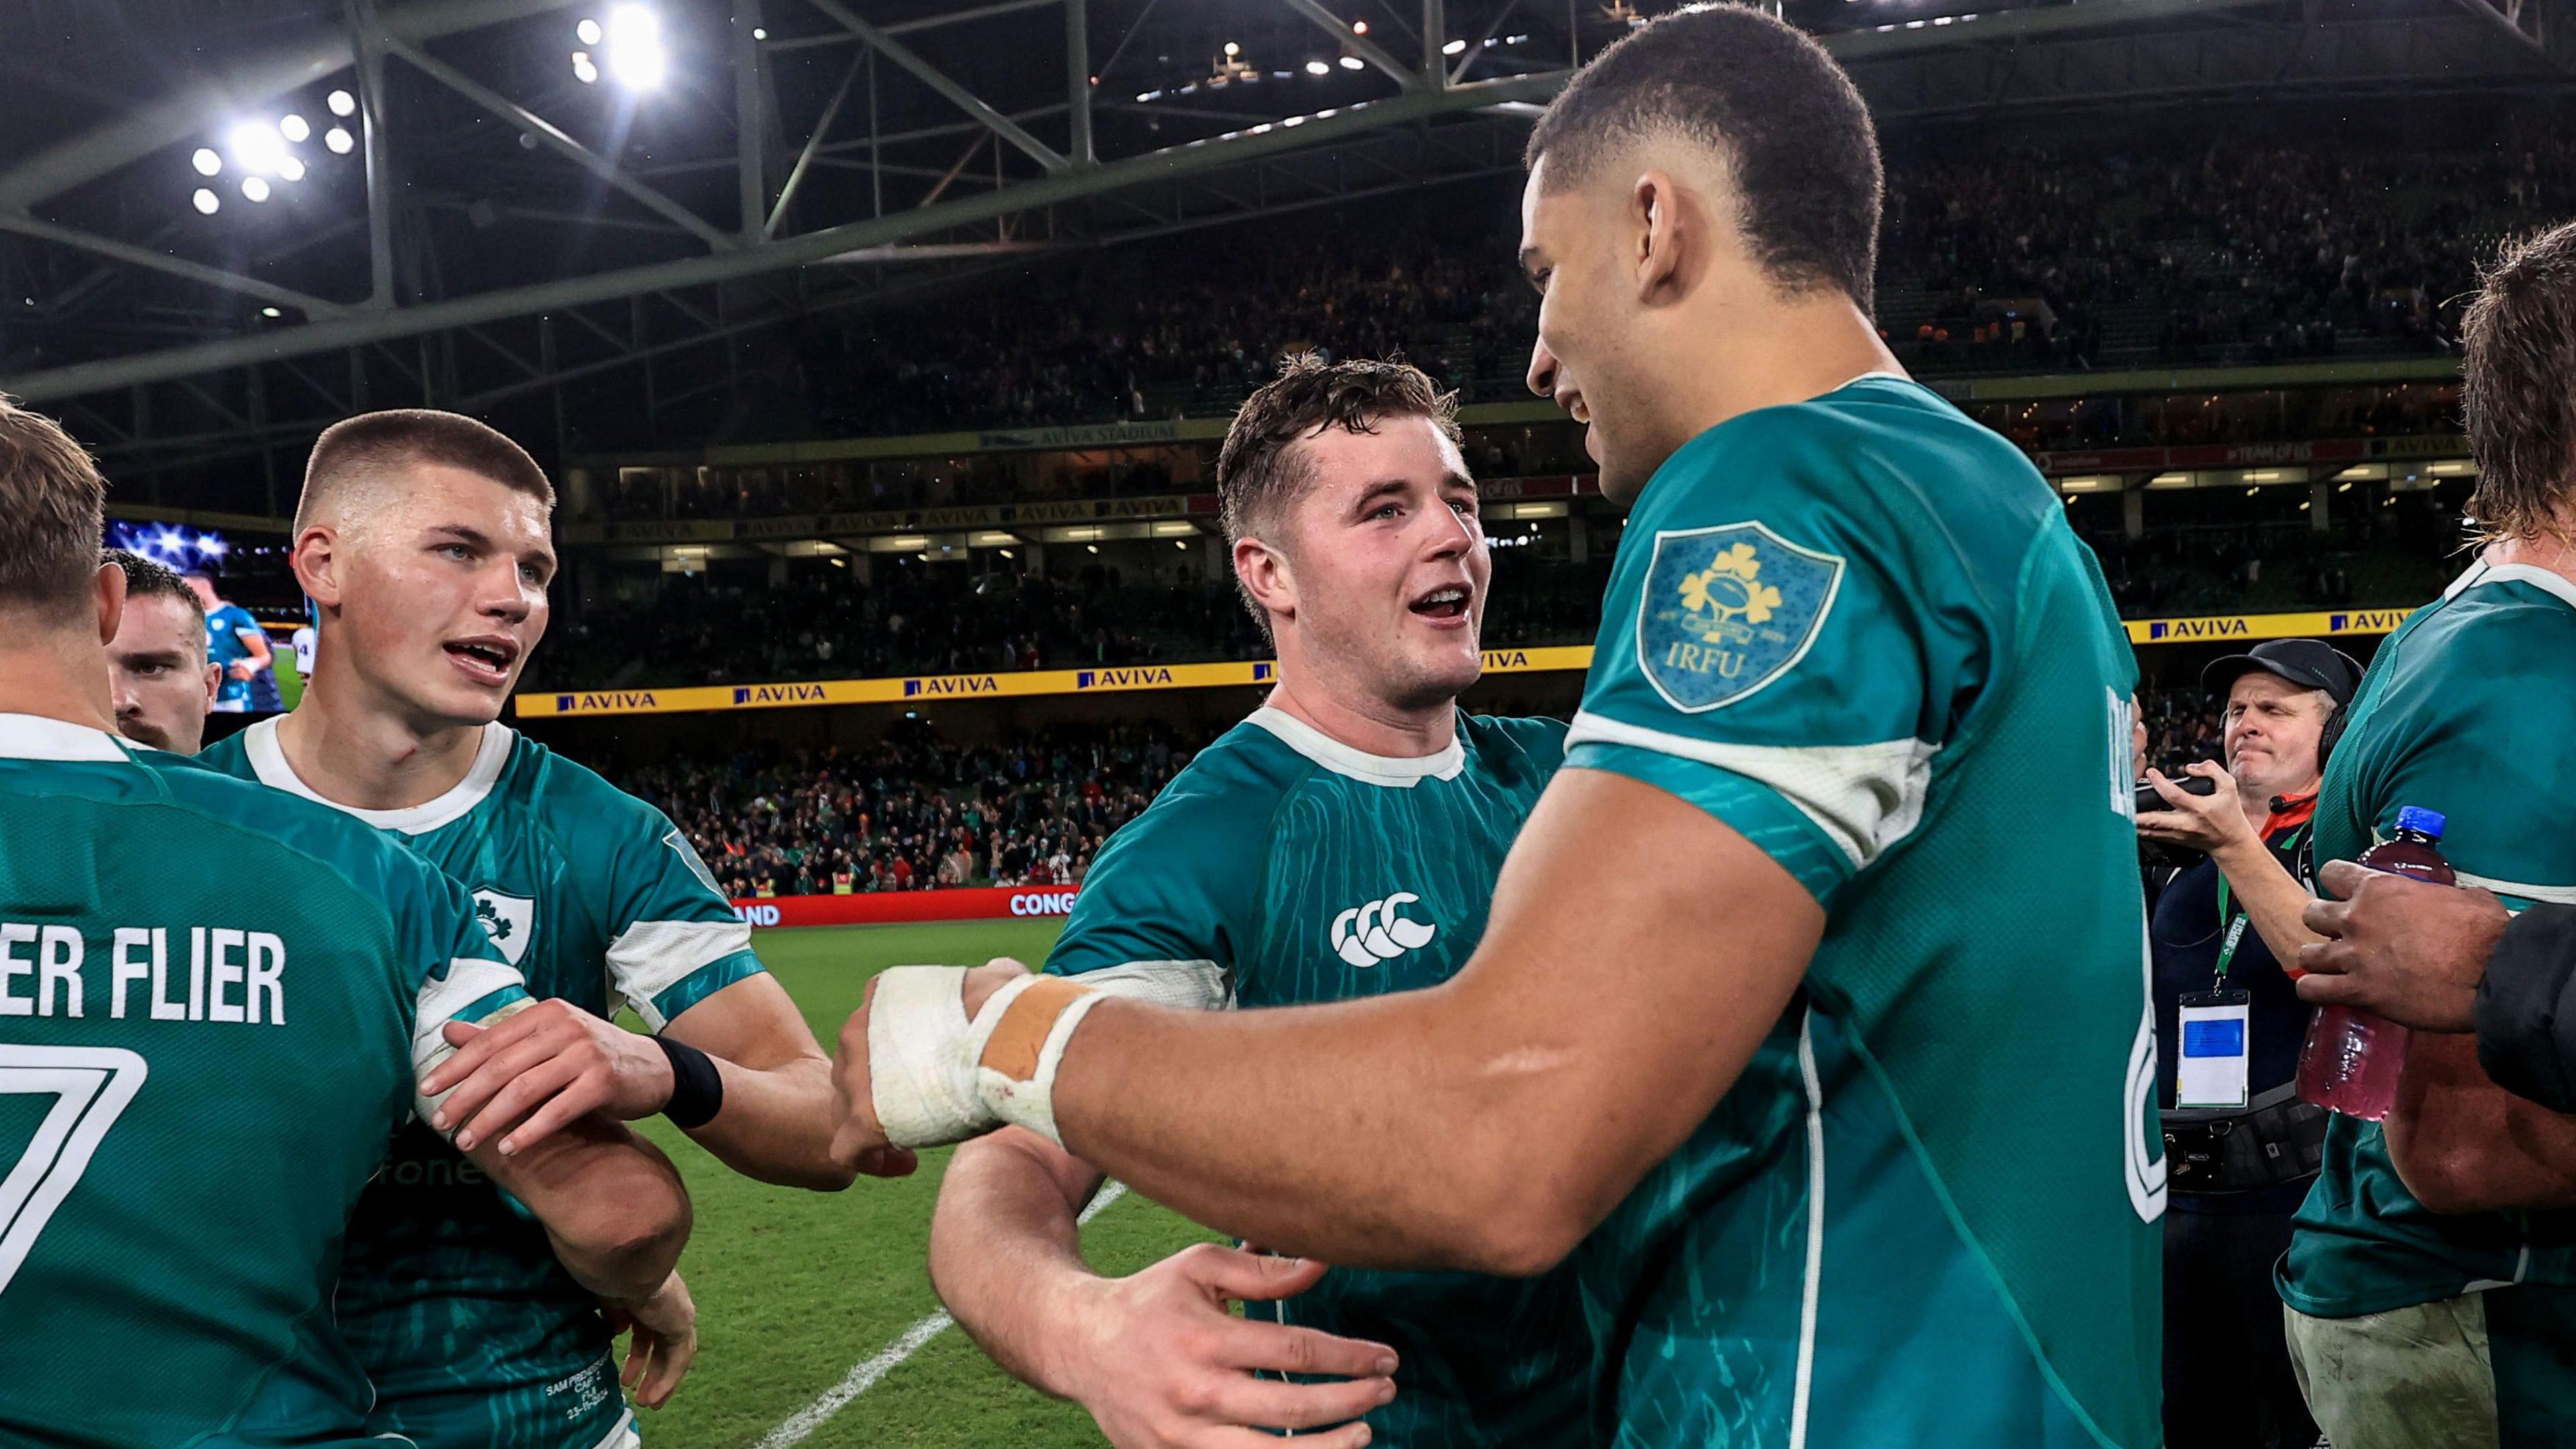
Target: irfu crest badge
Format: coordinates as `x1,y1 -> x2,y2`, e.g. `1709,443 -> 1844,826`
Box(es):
1636,521 -> 1843,712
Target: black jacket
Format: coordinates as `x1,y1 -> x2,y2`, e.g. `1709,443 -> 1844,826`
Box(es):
2477,902 -> 2576,1114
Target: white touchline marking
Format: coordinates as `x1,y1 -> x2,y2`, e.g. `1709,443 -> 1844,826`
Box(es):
754,1182 -> 1132,1449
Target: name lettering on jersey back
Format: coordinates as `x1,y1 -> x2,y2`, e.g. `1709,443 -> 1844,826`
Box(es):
0,922 -> 286,1026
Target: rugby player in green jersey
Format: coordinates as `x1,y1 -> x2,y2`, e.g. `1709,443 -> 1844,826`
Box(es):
2269,221 -> 2576,1449
0,398 -> 691,1449
930,358 -> 1587,1448
832,11 -> 2162,1448
197,410 -> 853,1449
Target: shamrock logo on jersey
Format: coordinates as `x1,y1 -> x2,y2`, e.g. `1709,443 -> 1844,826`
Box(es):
1676,542 -> 1785,635
1637,521 -> 1843,712
469,890 -> 535,967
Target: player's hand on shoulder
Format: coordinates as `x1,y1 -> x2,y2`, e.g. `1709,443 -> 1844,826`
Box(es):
1059,1243 -> 1394,1448
605,1270 -> 698,1409
423,998 -> 676,1155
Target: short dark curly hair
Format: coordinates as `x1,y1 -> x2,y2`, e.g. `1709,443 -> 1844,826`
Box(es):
1215,354 -> 1461,632
1525,4 -> 1882,315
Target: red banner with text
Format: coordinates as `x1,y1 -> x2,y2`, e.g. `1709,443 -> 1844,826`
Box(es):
729,885 -> 1080,928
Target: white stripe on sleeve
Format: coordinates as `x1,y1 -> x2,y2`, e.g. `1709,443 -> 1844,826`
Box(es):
1070,959 -> 1232,1011
1567,710 -> 1937,869
608,918 -> 756,1030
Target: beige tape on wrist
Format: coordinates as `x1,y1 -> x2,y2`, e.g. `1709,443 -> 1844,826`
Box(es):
969,974 -> 1107,1150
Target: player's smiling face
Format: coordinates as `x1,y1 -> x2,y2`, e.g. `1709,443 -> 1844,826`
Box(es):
331,464 -> 555,728
1276,417 -> 1489,710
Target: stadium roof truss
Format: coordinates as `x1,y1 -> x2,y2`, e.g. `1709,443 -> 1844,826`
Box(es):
0,0 -> 2563,500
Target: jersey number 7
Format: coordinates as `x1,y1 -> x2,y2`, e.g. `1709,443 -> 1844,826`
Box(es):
0,1044 -> 148,1297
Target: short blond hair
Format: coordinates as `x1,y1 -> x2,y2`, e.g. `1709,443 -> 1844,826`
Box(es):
296,409 -> 553,535
0,396 -> 108,623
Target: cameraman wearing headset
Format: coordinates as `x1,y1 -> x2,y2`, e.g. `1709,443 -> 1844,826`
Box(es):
2138,638 -> 2363,1449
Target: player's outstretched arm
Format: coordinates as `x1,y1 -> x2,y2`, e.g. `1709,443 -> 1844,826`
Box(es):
843,767 -> 1823,1274
930,1128 -> 1396,1449
657,974 -> 854,1189
421,979 -> 858,1191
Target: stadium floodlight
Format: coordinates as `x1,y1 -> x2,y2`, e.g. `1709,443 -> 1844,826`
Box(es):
1352,18 -> 1368,32
191,187 -> 219,215
1223,40 -> 1240,56
577,15 -> 604,44
1442,38 -> 1467,54
327,89 -> 357,117
752,26 -> 767,39
195,533 -> 227,558
227,119 -> 290,176
191,148 -> 222,176
279,113 -> 311,144
279,156 -> 306,182
325,126 -> 355,154
260,306 -> 282,318
241,176 -> 271,203
604,5 -> 668,89
1338,54 -> 1364,68
572,51 -> 600,83
1305,59 -> 1330,74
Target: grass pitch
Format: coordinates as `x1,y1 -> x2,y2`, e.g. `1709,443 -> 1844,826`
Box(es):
628,920 -> 1218,1448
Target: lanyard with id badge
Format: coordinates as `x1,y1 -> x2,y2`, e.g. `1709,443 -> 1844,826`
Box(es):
2176,828 -> 2304,1109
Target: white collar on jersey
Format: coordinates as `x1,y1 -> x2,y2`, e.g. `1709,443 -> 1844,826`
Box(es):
241,715 -> 515,835
1839,369 -> 1909,388
2445,558 -> 2576,611
0,712 -> 135,762
1245,706 -> 1465,788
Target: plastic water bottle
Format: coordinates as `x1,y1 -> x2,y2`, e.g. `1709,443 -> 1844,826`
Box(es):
2296,806 -> 2455,1120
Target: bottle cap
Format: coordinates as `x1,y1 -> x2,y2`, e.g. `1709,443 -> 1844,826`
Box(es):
2393,806 -> 2447,839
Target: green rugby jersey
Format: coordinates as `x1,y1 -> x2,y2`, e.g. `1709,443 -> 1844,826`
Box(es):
1562,374 -> 2161,1449
2277,559 -> 2576,1442
199,717 -> 763,1449
0,713 -> 527,1449
1046,707 -> 1592,1447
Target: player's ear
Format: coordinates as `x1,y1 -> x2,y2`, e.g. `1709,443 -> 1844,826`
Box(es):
91,560 -> 126,647
1631,170 -> 1692,305
1234,533 -> 1297,622
290,523 -> 343,612
201,662 -> 221,705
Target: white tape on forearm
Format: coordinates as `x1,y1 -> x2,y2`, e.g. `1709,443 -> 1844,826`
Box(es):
413,995 -> 537,1132
866,965 -> 994,1147
968,975 -> 1109,1151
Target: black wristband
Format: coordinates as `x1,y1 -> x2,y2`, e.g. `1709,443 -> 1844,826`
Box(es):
653,1034 -> 724,1129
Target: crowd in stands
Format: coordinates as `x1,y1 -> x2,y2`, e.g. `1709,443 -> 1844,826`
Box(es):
608,686 -> 2241,901
758,135 -> 2576,442
616,722 -> 1206,898
527,549 -> 1613,690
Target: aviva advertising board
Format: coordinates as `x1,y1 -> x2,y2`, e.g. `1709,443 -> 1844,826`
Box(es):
518,610 -> 2418,720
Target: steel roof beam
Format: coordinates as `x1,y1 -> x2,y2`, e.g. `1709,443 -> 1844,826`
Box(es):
381,34 -> 739,252
0,214 -> 351,317
1,70 -> 1569,404
800,0 -> 1072,173
1280,0 -> 1424,88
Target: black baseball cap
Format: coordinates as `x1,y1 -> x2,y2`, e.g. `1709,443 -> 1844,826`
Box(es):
2201,638 -> 2363,706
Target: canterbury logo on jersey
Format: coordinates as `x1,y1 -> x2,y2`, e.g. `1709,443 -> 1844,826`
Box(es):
1329,894 -> 1436,967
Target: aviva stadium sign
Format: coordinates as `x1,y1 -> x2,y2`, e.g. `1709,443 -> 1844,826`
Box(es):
518,608 -> 2420,719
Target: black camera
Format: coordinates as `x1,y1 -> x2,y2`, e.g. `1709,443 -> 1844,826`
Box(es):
2134,774 -> 2219,816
